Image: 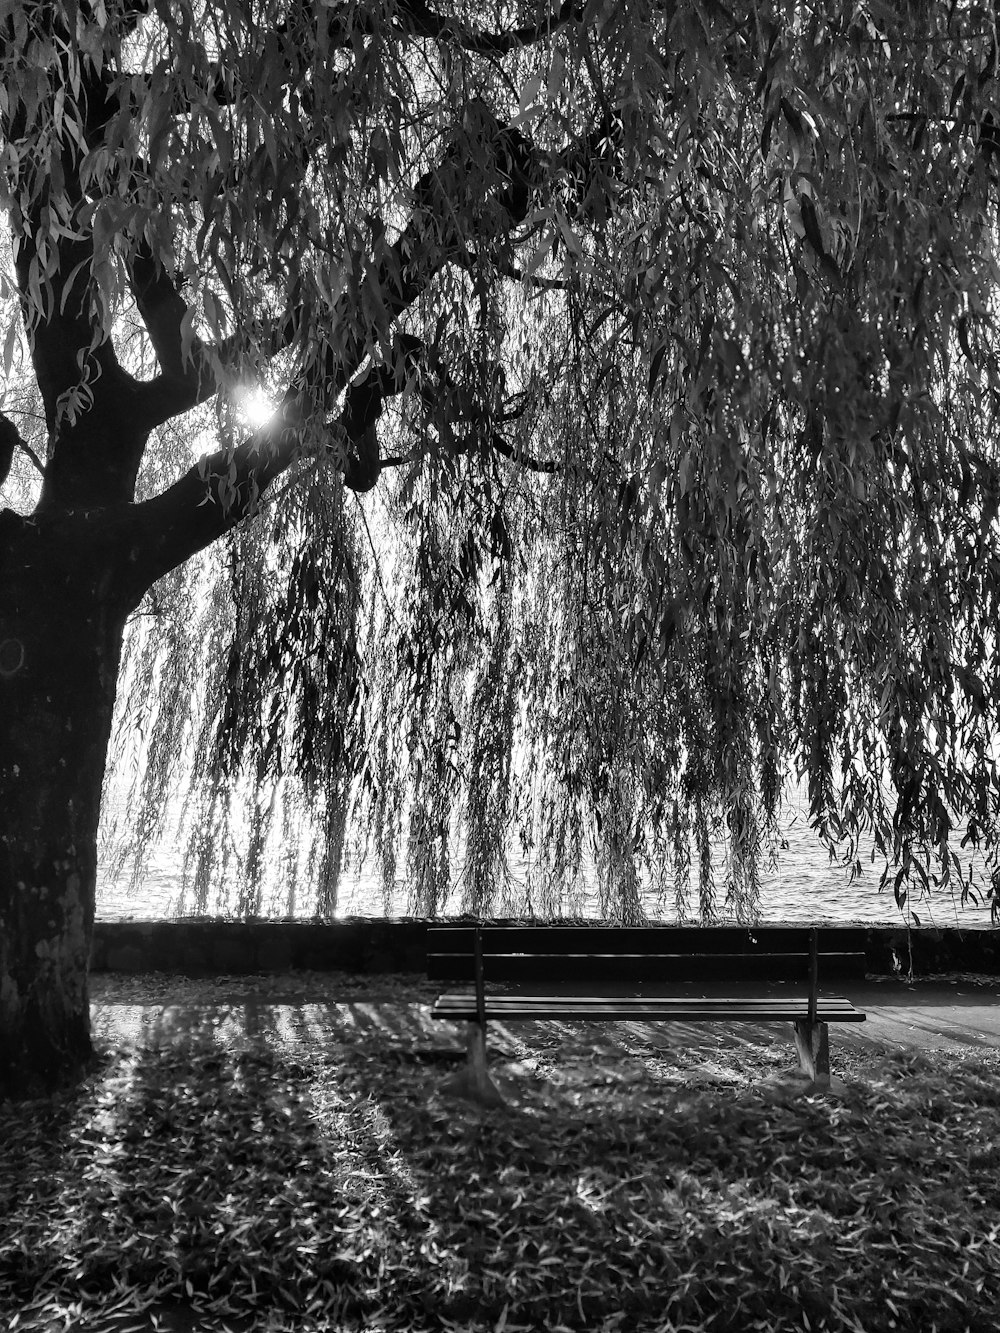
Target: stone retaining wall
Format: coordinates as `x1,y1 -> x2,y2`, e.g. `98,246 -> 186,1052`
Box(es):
89,919 -> 1000,977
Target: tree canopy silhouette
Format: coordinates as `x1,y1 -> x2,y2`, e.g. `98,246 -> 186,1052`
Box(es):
3,0 -> 1000,1092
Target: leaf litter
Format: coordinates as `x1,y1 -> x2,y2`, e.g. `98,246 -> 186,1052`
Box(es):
1,976 -> 998,1333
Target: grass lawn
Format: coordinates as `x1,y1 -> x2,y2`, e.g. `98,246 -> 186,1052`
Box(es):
1,974 -> 998,1332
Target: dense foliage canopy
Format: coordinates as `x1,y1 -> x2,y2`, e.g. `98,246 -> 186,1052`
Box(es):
5,0 -> 1000,925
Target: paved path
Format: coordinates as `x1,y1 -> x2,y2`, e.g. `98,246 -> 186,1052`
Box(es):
89,972 -> 999,1060
839,978 -> 1000,1051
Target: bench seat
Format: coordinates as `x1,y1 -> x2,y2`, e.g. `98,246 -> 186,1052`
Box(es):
431,994 -> 866,1023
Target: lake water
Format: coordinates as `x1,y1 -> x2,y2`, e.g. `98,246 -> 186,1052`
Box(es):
95,790 -> 997,927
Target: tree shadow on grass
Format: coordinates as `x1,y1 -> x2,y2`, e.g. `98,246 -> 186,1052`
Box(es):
0,1043 -> 123,1316
5,1000 -> 999,1331
322,1003 -> 1000,1333
2,1005 -> 419,1331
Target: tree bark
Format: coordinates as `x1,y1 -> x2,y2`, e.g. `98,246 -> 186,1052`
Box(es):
0,506 -> 131,1096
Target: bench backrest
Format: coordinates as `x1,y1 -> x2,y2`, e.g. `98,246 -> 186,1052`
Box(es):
425,926 -> 869,985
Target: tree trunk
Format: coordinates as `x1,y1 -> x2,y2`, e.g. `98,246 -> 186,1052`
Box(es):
0,507 -> 129,1097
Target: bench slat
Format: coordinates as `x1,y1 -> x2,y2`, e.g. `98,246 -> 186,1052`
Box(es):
426,926 -> 869,955
431,993 -> 862,1007
430,994 -> 865,1022
426,952 -> 867,984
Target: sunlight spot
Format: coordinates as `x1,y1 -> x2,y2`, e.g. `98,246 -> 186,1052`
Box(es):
234,385 -> 279,430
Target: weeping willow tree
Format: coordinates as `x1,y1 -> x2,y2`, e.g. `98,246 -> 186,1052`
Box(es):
3,0 -> 1000,1091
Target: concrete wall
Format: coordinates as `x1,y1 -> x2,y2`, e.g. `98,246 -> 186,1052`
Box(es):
89,919 -> 1000,977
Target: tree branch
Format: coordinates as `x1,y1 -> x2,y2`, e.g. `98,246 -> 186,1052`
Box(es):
122,0 -> 582,120
339,335 -> 425,492
0,414 -> 44,487
128,107 -> 537,431
12,197 -> 153,511
126,244 -> 218,425
342,331 -> 564,487
4,5 -> 155,509
121,339 -> 426,592
393,0 -> 583,53
486,429 -> 562,474
121,116 -> 542,594
276,0 -> 583,55
126,244 -> 293,430
0,415 -> 19,490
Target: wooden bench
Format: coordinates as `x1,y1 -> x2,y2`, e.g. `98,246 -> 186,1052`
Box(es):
427,925 -> 867,1103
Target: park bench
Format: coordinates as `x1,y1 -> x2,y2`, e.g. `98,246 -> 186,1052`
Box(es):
427,925 -> 867,1103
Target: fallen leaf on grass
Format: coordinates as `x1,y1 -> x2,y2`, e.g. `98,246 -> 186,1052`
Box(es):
3,992 -> 999,1332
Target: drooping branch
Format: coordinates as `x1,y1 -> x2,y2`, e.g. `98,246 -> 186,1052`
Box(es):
451,250 -> 571,291
378,358 -> 564,477
380,428 -> 562,476
344,336 -> 564,484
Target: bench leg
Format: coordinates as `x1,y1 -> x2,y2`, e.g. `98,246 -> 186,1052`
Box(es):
440,1022 -> 506,1107
793,1020 -> 830,1086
